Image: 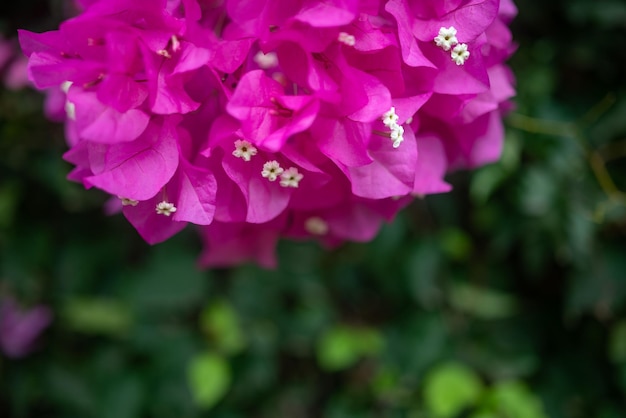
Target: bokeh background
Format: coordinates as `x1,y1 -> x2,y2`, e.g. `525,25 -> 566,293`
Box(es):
1,1 -> 626,417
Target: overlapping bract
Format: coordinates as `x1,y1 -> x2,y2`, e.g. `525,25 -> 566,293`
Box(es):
19,0 -> 516,267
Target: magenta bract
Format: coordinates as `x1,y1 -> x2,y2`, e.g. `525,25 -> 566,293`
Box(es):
20,0 -> 516,267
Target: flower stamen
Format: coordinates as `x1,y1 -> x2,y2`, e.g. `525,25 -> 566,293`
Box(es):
261,160 -> 284,181
380,107 -> 404,148
232,139 -> 258,161
338,32 -> 356,47
434,26 -> 458,51
157,49 -> 172,59
305,217 -> 329,235
451,43 -> 470,65
119,196 -> 139,206
253,51 -> 279,69
390,124 -> 404,148
382,107 -> 399,128
279,167 -> 303,188
156,201 -> 177,216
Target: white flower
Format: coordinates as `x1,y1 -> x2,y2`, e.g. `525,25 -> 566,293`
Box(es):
382,107 -> 399,127
157,49 -> 172,59
261,160 -> 284,181
390,124 -> 404,148
451,43 -> 470,65
380,108 -> 405,148
156,201 -> 177,216
338,32 -> 356,47
305,217 -> 329,235
232,139 -> 258,161
60,81 -> 72,94
170,35 -> 181,53
65,101 -> 76,120
253,51 -> 279,69
279,167 -> 304,188
119,196 -> 139,207
434,26 -> 458,51
60,81 -> 76,120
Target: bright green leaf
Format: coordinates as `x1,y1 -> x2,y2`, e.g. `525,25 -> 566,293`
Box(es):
424,362 -> 484,418
187,352 -> 231,410
486,381 -> 548,418
200,300 -> 246,355
469,412 -> 498,418
317,326 -> 384,371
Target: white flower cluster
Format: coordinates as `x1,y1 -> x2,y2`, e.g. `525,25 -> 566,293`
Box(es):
338,32 -> 356,46
382,107 -> 404,148
262,161 -> 303,187
233,141 -> 304,187
434,26 -> 470,65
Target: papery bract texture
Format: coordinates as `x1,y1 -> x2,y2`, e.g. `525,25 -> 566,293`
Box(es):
20,0 -> 517,267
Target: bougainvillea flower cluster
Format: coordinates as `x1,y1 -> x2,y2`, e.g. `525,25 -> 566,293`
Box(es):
19,0 -> 517,267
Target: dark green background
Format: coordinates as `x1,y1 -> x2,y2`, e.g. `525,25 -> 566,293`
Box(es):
1,1 -> 626,417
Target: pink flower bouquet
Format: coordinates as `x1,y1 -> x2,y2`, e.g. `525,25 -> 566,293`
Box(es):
19,0 -> 516,267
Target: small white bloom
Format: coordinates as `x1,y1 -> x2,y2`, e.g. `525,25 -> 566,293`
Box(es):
451,43 -> 470,65
253,51 -> 279,69
119,196 -> 139,206
60,81 -> 76,120
157,49 -> 172,59
338,32 -> 356,47
170,35 -> 181,53
232,139 -> 258,161
434,26 -> 458,51
156,201 -> 177,216
279,167 -> 303,188
382,107 -> 399,127
60,81 -> 73,94
305,217 -> 329,235
65,101 -> 76,120
261,160 -> 284,181
390,124 -> 404,148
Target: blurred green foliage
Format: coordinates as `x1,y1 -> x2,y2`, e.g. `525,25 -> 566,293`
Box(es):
1,0 -> 626,417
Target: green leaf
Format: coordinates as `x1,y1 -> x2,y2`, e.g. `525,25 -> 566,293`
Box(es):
485,381 -> 548,418
469,413 -> 498,418
124,247 -> 208,314
317,326 -> 384,371
46,366 -> 98,415
609,320 -> 626,363
0,182 -> 19,229
406,239 -> 443,309
439,228 -> 472,262
62,298 -> 132,336
470,164 -> 509,205
200,300 -> 247,355
424,362 -> 484,418
99,375 -> 143,418
448,283 -> 517,319
187,352 -> 231,410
